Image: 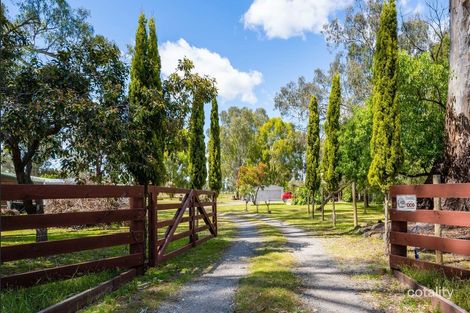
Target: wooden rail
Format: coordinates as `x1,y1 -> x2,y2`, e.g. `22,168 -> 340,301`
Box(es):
389,183 -> 470,279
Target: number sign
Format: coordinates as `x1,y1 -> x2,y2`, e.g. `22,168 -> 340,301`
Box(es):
396,195 -> 417,211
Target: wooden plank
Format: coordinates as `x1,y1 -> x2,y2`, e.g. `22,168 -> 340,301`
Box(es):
389,255 -> 470,279
152,186 -> 191,195
148,193 -> 157,267
195,225 -> 209,233
156,213 -> 213,228
0,253 -> 144,289
160,242 -> 193,262
1,209 -> 145,231
156,203 -> 182,210
129,197 -> 145,275
393,270 -> 467,313
390,232 -> 470,256
0,184 -> 144,201
38,269 -> 136,313
2,232 -> 143,262
389,210 -> 470,227
390,184 -> 470,198
156,230 -> 192,246
194,190 -> 216,196
195,234 -> 214,246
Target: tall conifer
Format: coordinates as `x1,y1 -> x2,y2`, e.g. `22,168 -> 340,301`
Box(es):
147,17 -> 165,185
189,92 -> 207,189
305,95 -> 320,218
208,98 -> 222,193
368,0 -> 401,191
368,0 -> 401,248
322,74 -> 341,227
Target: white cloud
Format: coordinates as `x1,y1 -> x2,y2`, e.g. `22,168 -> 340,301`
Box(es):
160,39 -> 262,104
242,0 -> 353,39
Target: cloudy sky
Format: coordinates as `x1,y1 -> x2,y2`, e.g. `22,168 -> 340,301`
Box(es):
11,0 -> 439,118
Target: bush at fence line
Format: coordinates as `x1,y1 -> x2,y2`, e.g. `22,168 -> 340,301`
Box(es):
44,198 -> 127,214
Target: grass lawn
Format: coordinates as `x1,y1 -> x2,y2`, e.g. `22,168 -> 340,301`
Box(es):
233,217 -> 305,313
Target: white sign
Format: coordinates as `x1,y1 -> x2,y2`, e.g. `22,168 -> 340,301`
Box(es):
397,195 -> 417,211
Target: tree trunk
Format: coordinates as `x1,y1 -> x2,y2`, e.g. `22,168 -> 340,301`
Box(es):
352,181 -> 358,227
384,194 -> 390,255
311,192 -> 315,219
321,188 -> 325,221
443,0 -> 470,210
13,159 -> 48,242
332,197 -> 336,228
364,190 -> 369,213
307,193 -> 310,215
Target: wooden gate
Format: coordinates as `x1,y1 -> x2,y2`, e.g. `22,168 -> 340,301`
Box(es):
389,183 -> 470,279
147,186 -> 217,266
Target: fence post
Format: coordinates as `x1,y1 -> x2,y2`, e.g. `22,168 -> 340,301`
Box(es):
433,175 -> 443,264
212,192 -> 217,236
390,194 -> 407,269
148,188 -> 157,267
189,192 -> 197,246
130,194 -> 145,275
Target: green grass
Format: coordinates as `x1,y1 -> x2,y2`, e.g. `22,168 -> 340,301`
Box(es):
234,217 -> 306,313
401,267 -> 470,311
220,201 -> 385,236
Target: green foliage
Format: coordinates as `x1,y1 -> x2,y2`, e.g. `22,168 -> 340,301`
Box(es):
305,95 -> 321,197
398,50 -> 447,176
208,98 -> 222,192
189,91 -> 207,189
322,74 -> 341,192
257,118 -> 304,187
219,107 -> 269,190
292,186 -> 309,205
127,13 -> 166,186
339,104 -> 372,190
1,0 -> 128,185
237,163 -> 268,195
368,0 -> 402,191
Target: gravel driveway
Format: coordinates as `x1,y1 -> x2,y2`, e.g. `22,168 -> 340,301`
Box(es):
155,216 -> 260,313
256,215 -> 380,313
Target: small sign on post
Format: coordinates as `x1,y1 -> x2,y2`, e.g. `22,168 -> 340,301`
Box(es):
397,195 -> 417,211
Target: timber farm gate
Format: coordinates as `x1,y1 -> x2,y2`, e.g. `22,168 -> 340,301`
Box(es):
0,184 -> 217,311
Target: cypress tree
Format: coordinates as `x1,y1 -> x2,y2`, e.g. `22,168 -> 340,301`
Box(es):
128,13 -> 150,186
189,92 -> 207,189
368,0 -> 401,190
147,16 -> 165,185
322,74 -> 341,227
368,0 -> 401,248
208,98 -> 222,193
305,95 -> 320,218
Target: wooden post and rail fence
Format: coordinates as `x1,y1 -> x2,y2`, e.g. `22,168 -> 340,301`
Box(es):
389,182 -> 470,279
0,184 -> 217,308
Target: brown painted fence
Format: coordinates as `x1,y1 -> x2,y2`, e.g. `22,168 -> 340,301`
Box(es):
0,184 -> 217,291
389,183 -> 470,279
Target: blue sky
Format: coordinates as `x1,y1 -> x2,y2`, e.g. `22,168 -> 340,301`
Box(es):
8,0 -> 442,119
